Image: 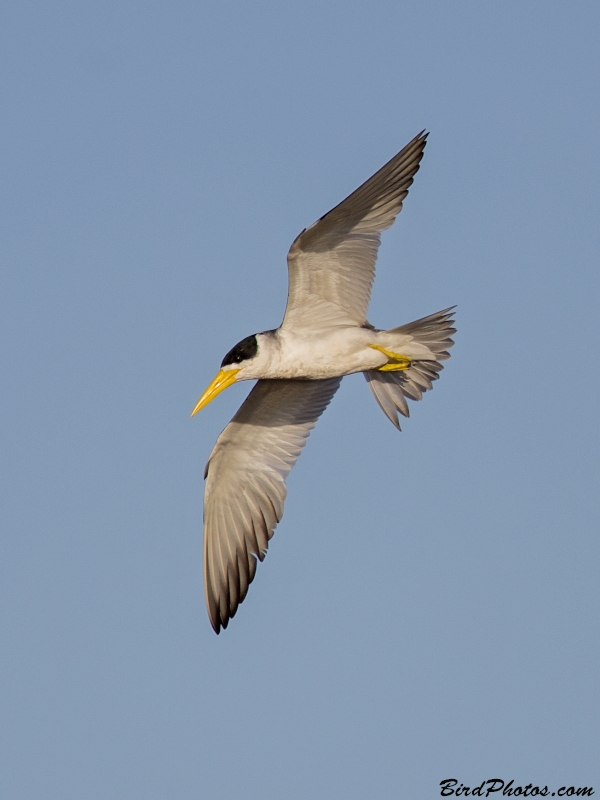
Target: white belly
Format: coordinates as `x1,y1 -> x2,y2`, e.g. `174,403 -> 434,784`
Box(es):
266,327 -> 387,379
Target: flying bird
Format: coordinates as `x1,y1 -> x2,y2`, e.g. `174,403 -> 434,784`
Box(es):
192,131 -> 455,633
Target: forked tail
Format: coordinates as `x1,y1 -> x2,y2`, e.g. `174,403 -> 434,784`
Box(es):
364,307 -> 456,429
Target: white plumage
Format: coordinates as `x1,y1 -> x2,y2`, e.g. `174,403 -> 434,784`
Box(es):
192,131 -> 455,632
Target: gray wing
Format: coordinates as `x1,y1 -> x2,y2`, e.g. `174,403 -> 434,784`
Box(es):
283,131 -> 428,331
203,377 -> 341,633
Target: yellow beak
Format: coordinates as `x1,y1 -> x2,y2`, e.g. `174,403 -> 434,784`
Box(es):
190,369 -> 241,416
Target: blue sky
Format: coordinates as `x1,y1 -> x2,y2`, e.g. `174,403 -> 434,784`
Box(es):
1,2 -> 599,798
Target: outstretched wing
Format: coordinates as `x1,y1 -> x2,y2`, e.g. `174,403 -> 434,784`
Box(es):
283,131 -> 428,331
203,377 -> 341,633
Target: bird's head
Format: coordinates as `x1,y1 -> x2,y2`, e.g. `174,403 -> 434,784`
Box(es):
191,334 -> 260,416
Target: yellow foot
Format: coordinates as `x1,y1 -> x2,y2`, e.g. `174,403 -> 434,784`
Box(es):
368,344 -> 412,372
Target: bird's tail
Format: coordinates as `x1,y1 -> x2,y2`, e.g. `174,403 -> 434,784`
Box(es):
363,307 -> 456,429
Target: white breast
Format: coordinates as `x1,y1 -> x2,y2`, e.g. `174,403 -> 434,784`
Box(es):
245,327 -> 387,380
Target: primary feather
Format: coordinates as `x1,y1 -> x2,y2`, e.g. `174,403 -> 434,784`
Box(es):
203,378 -> 341,633
283,131 -> 428,330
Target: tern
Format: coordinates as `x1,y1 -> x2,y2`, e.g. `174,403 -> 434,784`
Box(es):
192,131 -> 455,633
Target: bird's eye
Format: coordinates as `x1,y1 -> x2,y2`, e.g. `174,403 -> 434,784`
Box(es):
221,335 -> 258,367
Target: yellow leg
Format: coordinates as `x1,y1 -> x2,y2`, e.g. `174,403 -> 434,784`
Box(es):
368,344 -> 412,372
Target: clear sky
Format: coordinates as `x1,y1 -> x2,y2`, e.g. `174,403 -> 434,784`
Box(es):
1,2 -> 599,798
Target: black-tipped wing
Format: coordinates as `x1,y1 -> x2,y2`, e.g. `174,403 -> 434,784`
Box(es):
203,377 -> 341,633
283,132 -> 428,330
